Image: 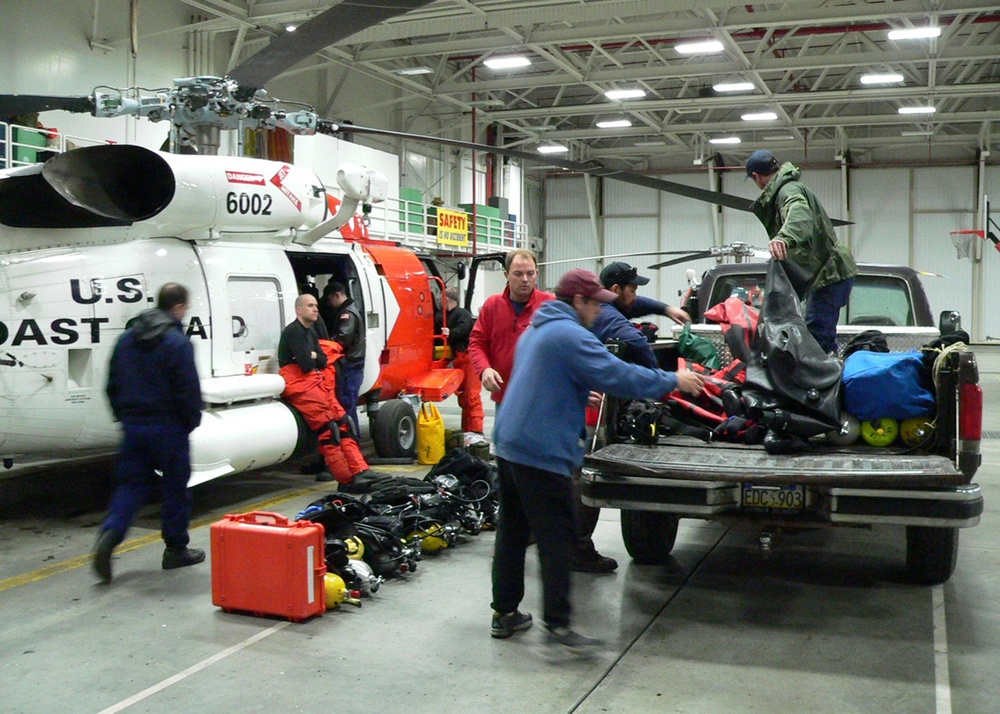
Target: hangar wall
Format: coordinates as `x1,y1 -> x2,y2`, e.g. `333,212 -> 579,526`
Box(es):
544,163 -> 1000,342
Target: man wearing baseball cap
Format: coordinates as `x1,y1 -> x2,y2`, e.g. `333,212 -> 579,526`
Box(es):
489,268 -> 703,660
594,261 -> 691,370
746,150 -> 857,354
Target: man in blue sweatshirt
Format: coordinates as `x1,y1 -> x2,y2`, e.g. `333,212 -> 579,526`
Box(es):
490,269 -> 704,660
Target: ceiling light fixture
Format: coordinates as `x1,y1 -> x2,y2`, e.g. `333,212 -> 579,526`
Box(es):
741,111 -> 778,121
901,130 -> 935,136
888,27 -> 941,40
860,72 -> 904,84
763,134 -> 794,141
713,81 -> 755,93
898,106 -> 936,114
675,40 -> 724,54
537,145 -> 569,154
285,24 -> 297,32
634,140 -> 666,147
393,66 -> 434,76
605,88 -> 646,100
484,55 -> 531,69
673,107 -> 703,114
709,136 -> 741,145
596,119 -> 632,129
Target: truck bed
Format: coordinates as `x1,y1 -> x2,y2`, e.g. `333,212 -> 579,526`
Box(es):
585,438 -> 968,489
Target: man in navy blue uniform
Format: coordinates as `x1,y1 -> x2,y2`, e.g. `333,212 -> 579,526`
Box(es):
93,283 -> 204,584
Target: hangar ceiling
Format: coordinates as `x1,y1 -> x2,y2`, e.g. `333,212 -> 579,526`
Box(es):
159,1 -> 1000,167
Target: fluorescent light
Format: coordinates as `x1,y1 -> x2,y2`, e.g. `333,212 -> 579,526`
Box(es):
484,55 -> 531,69
901,130 -> 935,136
536,145 -> 568,154
596,119 -> 632,129
860,72 -> 904,84
634,140 -> 666,147
888,27 -> 941,40
674,107 -> 702,114
713,82 -> 755,93
742,111 -> 778,121
898,106 -> 936,114
605,88 -> 646,100
285,24 -> 297,32
526,125 -> 556,132
675,40 -> 724,54
764,134 -> 794,141
393,66 -> 433,76
709,136 -> 741,145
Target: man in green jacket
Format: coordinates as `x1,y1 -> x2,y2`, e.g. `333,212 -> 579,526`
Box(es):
746,150 -> 857,355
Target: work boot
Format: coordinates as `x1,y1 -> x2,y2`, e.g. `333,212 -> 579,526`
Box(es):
572,544 -> 618,573
162,547 -> 206,570
92,530 -> 119,584
315,470 -> 336,483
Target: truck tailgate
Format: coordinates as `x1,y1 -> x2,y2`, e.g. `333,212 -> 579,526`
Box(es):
585,437 -> 968,489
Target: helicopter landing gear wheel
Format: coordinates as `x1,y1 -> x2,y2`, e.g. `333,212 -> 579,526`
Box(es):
371,399 -> 417,458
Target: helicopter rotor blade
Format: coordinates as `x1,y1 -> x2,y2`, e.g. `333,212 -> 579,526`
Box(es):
538,250 -> 709,267
324,122 -> 852,226
230,0 -> 437,91
647,251 -> 716,269
0,94 -> 94,118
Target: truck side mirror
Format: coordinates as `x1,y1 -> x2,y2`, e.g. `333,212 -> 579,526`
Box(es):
457,262 -> 467,281
939,310 -> 961,335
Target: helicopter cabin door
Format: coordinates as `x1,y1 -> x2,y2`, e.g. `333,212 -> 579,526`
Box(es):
192,243 -> 293,378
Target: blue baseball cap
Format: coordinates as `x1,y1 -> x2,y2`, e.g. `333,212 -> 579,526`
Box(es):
745,150 -> 780,177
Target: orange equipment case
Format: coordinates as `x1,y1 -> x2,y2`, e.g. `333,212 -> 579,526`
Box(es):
211,511 -> 326,622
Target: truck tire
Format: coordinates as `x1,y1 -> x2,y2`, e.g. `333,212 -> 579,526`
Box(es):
905,526 -> 959,585
371,399 -> 417,458
621,510 -> 679,565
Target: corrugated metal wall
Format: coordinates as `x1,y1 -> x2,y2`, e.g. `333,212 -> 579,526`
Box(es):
543,163 -> 1000,342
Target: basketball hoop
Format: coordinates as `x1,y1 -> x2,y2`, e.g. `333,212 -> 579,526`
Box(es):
950,229 -> 983,259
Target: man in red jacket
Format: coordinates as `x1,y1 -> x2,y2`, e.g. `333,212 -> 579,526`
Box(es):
467,249 -> 554,405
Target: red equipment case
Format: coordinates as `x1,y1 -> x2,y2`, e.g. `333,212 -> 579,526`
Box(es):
211,511 -> 326,622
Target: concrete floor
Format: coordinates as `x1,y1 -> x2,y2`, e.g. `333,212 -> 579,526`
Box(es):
2,346 -> 999,714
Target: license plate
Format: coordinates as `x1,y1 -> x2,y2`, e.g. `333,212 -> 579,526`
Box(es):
741,484 -> 805,510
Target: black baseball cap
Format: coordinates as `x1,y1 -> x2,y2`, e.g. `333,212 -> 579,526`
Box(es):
600,261 -> 649,288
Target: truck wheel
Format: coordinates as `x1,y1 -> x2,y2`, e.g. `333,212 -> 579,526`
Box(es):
620,510 -> 679,565
905,526 -> 959,585
371,399 -> 417,458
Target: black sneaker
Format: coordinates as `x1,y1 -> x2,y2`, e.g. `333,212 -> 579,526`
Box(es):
541,626 -> 603,662
92,530 -> 119,584
491,610 -> 533,639
572,548 -> 618,573
315,470 -> 336,483
162,547 -> 206,570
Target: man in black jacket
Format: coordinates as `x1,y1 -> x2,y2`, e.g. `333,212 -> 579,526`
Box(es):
443,287 -> 484,434
93,283 -> 204,584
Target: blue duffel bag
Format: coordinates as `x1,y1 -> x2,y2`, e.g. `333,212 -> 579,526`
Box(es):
842,351 -> 936,420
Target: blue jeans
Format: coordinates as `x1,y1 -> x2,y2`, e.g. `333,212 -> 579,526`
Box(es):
491,457 -> 576,629
102,423 -> 193,549
337,359 -> 365,436
806,277 -> 854,354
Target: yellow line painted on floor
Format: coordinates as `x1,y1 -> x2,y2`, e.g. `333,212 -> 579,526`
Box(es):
0,483 -> 328,594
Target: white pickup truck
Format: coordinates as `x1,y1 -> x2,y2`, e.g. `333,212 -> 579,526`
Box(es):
581,262 -> 983,584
